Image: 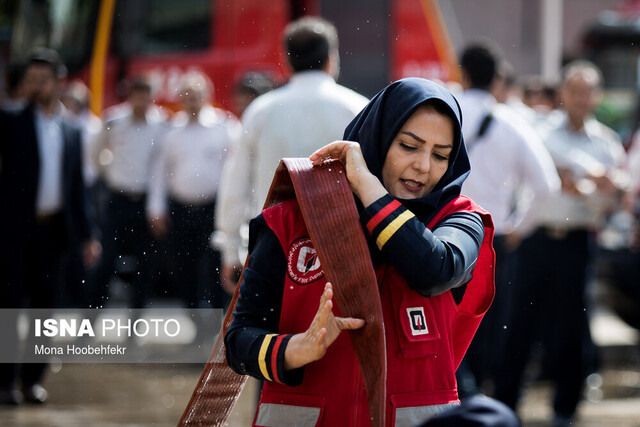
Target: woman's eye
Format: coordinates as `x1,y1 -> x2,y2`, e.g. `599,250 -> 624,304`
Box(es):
400,142 -> 416,151
433,153 -> 449,161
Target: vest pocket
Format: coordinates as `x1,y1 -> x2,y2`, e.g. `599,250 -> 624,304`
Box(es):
390,280 -> 442,358
390,390 -> 460,427
255,391 -> 325,427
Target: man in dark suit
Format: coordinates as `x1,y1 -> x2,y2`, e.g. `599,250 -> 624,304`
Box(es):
0,49 -> 100,405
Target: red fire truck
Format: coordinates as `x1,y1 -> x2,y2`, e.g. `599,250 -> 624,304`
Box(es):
9,0 -> 459,114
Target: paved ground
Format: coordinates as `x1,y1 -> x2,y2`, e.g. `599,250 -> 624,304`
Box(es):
0,364 -> 259,426
1,356 -> 639,426
0,309 -> 637,426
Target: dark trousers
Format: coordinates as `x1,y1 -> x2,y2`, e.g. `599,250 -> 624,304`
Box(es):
168,199 -> 225,308
458,235 -> 515,396
0,214 -> 65,389
89,191 -> 153,308
494,228 -> 594,417
57,181 -> 108,308
421,395 -> 520,427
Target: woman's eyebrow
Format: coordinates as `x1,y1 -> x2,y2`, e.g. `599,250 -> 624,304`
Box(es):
400,131 -> 453,150
400,131 -> 425,143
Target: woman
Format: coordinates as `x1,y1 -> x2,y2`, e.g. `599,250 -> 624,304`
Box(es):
225,78 -> 496,426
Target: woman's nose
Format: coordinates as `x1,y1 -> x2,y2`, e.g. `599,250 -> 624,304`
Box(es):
413,155 -> 430,173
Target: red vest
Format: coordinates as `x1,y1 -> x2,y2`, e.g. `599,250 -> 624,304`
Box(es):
255,196 -> 495,426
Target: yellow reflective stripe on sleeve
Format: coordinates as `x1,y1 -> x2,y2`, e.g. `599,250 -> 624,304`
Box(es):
258,334 -> 277,381
376,210 -> 415,250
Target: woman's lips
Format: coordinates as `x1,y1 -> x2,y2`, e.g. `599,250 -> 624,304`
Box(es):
400,179 -> 423,192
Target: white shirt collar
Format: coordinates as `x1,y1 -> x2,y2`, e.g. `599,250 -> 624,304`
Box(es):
463,88 -> 497,107
36,101 -> 67,122
287,70 -> 335,86
559,113 -> 599,137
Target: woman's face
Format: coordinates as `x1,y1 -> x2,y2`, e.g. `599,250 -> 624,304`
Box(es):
381,105 -> 454,199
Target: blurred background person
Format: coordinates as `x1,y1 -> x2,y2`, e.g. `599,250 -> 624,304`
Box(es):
491,60 -> 542,127
88,75 -> 166,308
214,17 -> 368,294
1,61 -> 29,112
59,80 -> 105,306
147,71 -> 240,309
455,41 -> 561,397
495,60 -> 628,426
520,75 -> 562,132
619,131 -> 640,326
0,48 -> 98,405
170,74 -> 237,129
627,129 -> 640,223
522,75 -> 558,114
230,71 -> 274,119
61,79 -> 103,192
490,59 -> 517,106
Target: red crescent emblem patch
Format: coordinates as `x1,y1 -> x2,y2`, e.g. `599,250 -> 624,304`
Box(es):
287,237 -> 324,285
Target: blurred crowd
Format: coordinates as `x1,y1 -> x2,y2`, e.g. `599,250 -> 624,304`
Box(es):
1,54 -> 275,311
1,15 -> 640,425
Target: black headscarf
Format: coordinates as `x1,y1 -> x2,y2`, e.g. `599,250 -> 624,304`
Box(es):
343,77 -> 470,223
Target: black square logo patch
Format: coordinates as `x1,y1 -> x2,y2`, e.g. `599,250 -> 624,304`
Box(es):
406,307 -> 429,336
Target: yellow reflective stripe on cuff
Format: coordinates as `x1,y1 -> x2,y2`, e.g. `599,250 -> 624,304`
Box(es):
258,334 -> 277,381
376,210 -> 415,250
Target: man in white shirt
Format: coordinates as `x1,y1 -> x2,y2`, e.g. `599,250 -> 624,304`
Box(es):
625,135 -> 640,252
455,42 -> 560,397
89,76 -> 166,308
459,45 -> 560,246
215,17 -> 368,293
61,80 -> 103,189
495,61 -> 627,426
147,72 -> 240,308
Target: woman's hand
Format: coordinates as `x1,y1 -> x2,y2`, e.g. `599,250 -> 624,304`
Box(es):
283,282 -> 364,370
310,141 -> 387,206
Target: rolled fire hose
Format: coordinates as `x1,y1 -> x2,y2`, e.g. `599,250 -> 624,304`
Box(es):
178,158 -> 386,426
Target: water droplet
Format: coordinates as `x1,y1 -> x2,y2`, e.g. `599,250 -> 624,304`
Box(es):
161,394 -> 176,408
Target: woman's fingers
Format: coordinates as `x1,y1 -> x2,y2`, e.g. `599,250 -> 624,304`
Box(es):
334,317 -> 365,331
310,141 -> 356,165
315,282 -> 365,334
317,282 -> 332,312
285,281 -> 366,369
309,283 -> 333,336
316,299 -> 333,335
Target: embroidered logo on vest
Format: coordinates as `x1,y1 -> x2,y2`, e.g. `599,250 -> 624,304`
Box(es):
287,237 -> 324,285
407,307 -> 429,335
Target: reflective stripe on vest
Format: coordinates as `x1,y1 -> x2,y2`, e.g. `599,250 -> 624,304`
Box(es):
394,402 -> 460,427
255,403 -> 321,427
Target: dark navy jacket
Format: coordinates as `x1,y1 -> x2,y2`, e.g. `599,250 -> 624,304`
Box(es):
0,104 -> 91,244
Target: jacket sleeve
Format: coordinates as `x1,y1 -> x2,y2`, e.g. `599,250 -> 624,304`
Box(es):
0,109 -> 13,155
509,119 -> 560,237
360,194 -> 484,298
67,124 -> 93,241
224,214 -> 305,386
